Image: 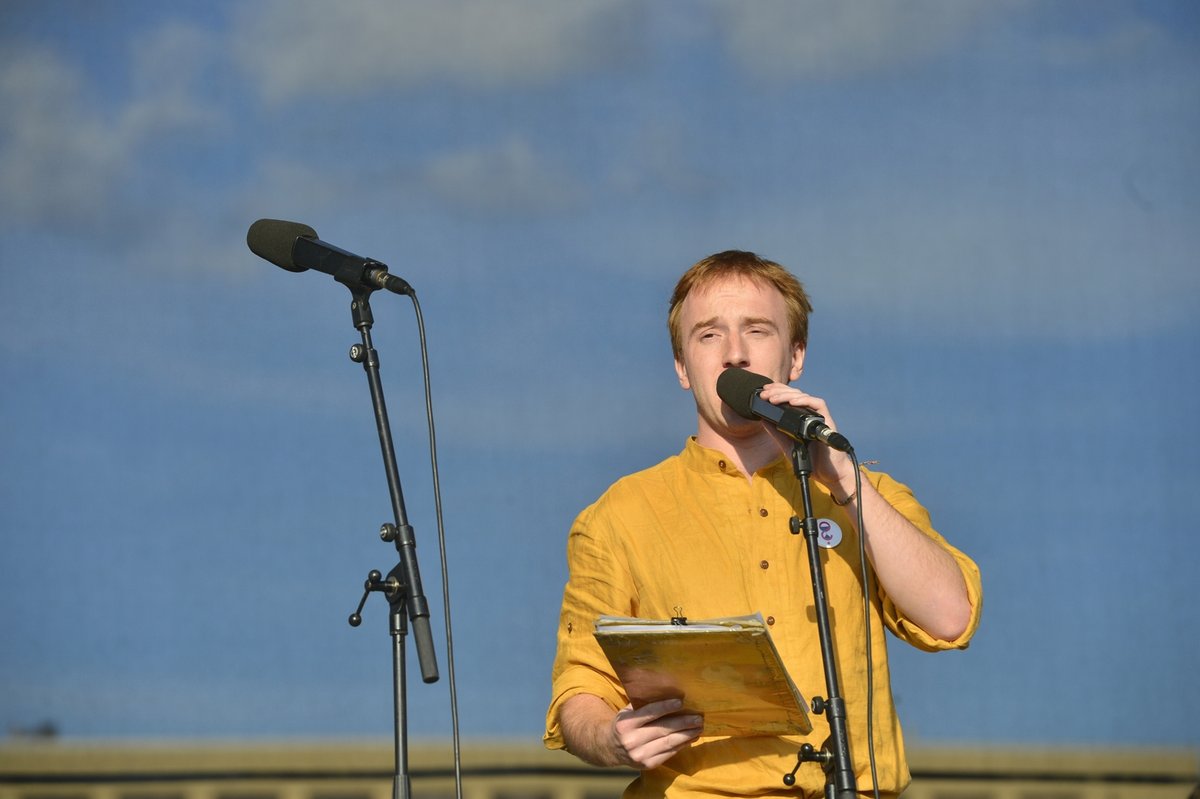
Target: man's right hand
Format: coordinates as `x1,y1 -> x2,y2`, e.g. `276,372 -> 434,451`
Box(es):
560,694 -> 703,770
613,697 -> 704,769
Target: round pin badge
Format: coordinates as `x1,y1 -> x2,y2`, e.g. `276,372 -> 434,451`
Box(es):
816,518 -> 843,549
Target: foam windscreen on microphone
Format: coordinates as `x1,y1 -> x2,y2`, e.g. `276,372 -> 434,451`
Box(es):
716,367 -> 772,420
247,218 -> 318,272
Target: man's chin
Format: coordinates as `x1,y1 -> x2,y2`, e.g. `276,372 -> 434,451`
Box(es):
720,414 -> 765,439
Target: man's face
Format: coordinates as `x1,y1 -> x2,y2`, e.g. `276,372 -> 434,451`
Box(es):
673,275 -> 805,443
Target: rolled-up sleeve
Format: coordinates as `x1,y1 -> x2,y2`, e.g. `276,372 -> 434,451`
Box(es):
543,502 -> 634,749
870,471 -> 984,652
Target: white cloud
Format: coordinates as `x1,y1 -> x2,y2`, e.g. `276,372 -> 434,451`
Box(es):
232,159 -> 376,236
0,23 -> 224,229
751,185 -> 1200,343
422,136 -> 583,216
605,118 -> 719,199
0,47 -> 125,225
1039,18 -> 1164,68
124,22 -> 226,136
715,0 -> 1024,80
233,0 -> 644,103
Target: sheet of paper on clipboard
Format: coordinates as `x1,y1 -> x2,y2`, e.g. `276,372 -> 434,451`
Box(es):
594,612 -> 812,737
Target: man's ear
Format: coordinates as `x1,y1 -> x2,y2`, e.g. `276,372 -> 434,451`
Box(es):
789,346 -> 806,382
674,357 -> 691,390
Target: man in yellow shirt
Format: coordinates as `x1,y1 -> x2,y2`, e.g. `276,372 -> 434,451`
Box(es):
544,251 -> 982,797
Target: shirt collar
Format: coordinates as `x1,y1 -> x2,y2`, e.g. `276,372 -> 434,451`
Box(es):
680,436 -> 789,480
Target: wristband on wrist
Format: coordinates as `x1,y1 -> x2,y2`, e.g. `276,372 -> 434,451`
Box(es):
831,488 -> 857,506
833,461 -> 874,506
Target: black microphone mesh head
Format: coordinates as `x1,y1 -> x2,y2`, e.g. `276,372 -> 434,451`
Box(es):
715,367 -> 771,420
246,218 -> 318,272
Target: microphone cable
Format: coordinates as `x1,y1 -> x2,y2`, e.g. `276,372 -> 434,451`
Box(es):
405,291 -> 464,799
846,451 -> 881,799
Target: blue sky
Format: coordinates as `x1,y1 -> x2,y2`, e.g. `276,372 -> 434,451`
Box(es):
1,1 -> 1197,748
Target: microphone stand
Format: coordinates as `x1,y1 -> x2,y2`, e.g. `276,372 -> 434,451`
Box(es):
782,439 -> 858,799
342,285 -> 440,799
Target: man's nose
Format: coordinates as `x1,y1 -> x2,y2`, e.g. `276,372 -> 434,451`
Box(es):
723,334 -> 750,368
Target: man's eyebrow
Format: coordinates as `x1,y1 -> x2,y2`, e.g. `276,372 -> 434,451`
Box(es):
688,316 -> 780,337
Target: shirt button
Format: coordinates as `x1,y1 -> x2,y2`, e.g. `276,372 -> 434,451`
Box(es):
759,508 -> 769,517
760,560 -> 769,570
766,616 -> 776,626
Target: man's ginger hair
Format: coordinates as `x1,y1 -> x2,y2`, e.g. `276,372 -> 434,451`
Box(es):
667,250 -> 814,359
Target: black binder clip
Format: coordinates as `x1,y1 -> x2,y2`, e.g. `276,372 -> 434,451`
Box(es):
670,606 -> 688,626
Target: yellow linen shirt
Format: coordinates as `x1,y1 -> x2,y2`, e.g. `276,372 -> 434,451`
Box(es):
544,438 -> 982,798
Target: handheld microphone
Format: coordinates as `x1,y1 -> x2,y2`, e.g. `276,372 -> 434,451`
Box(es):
246,218 -> 412,296
716,367 -> 853,453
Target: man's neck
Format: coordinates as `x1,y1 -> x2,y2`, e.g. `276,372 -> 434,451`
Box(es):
695,427 -> 784,481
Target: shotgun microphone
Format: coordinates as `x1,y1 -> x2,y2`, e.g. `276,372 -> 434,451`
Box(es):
716,367 -> 853,453
247,218 -> 412,295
